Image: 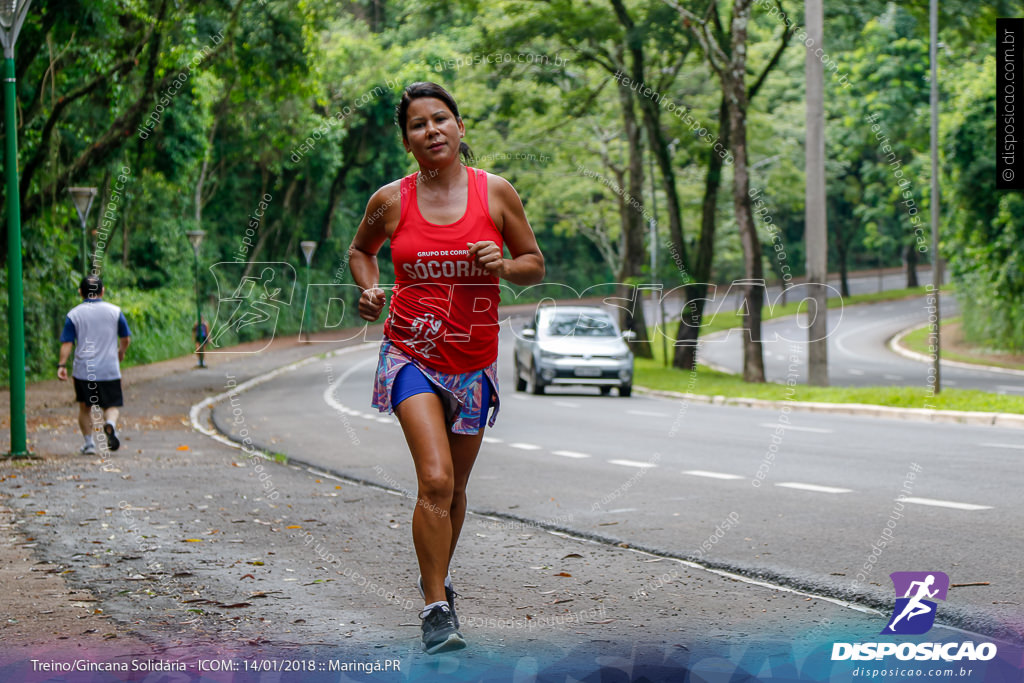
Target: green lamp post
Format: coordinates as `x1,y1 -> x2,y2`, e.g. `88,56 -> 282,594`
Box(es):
186,230 -> 206,368
1,0 -> 33,458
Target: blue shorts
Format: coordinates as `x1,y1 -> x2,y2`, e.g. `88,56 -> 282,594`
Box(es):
392,363 -> 492,425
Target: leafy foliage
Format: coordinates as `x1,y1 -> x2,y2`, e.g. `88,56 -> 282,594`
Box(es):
0,0 -> 1015,387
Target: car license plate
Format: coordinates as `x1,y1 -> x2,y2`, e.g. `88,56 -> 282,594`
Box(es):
574,367 -> 602,377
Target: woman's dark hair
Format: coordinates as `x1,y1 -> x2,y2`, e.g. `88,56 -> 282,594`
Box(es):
80,274 -> 103,298
396,82 -> 474,163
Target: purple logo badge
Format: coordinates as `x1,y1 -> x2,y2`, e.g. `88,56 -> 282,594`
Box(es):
882,571 -> 950,635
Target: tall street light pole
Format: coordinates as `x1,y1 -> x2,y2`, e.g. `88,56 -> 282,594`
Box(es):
186,230 -> 206,368
929,0 -> 941,394
300,240 -> 317,343
1,0 -> 33,458
647,147 -> 667,366
68,187 -> 98,274
805,0 -> 829,386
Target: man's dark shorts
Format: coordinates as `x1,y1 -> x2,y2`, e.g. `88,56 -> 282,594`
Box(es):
73,378 -> 124,409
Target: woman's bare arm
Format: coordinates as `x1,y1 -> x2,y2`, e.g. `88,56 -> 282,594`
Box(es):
348,182 -> 400,321
468,174 -> 545,286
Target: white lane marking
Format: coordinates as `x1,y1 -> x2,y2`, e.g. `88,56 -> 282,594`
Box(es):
358,413 -> 376,420
776,482 -> 852,494
191,343 -> 370,456
554,401 -> 580,408
980,442 -> 1024,450
683,470 -> 743,480
510,394 -> 528,401
605,508 -> 637,514
833,313 -> 904,364
609,459 -> 658,469
901,497 -> 992,511
482,436 -> 503,444
627,410 -> 670,417
322,354 -> 379,417
553,450 -> 591,459
758,423 -> 833,434
376,417 -> 393,424
848,368 -> 865,376
509,442 -> 542,451
883,374 -> 903,380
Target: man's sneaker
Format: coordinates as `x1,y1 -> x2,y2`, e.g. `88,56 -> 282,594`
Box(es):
79,443 -> 96,455
418,576 -> 460,629
419,605 -> 465,654
103,423 -> 120,451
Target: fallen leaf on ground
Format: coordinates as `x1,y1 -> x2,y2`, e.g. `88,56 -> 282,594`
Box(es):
177,445 -> 189,451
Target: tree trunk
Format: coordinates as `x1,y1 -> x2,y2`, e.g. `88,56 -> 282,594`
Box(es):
727,1 -> 766,383
835,226 -> 850,297
675,95 -> 730,370
835,215 -> 851,294
616,74 -> 653,359
609,0 -> 693,366
242,169 -> 282,279
320,115 -> 369,242
905,242 -> 919,287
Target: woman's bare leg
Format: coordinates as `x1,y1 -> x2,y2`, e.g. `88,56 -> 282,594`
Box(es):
447,429 -> 484,564
394,392 -> 454,606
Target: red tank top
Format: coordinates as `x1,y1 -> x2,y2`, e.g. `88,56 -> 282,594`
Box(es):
383,166 -> 503,373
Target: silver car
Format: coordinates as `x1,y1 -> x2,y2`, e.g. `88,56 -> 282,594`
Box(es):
513,306 -> 635,396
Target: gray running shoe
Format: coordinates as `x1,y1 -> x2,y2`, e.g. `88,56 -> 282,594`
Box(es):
419,604 -> 465,654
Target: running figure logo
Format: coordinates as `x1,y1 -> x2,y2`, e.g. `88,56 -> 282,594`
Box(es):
404,313 -> 444,359
205,262 -> 296,353
883,571 -> 950,635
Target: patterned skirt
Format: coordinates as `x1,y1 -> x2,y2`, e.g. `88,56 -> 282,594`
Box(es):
371,339 -> 500,435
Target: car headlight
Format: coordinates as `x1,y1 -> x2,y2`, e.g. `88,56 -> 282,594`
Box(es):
611,351 -> 632,361
539,349 -> 563,360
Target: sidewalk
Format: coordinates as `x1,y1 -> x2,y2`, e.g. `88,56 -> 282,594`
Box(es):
2,331 -> 1018,681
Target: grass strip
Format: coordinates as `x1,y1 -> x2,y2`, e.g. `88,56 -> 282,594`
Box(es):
900,317 -> 1024,372
637,286 -> 1023,414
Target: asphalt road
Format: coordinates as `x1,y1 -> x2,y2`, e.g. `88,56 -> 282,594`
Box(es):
694,293 -> 1024,394
215,325 -> 1024,643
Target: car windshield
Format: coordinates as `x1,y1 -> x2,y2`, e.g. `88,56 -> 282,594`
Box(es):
542,312 -> 617,337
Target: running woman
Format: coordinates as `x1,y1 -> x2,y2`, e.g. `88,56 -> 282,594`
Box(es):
348,82 -> 544,654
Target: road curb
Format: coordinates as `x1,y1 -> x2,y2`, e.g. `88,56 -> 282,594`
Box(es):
889,323 -> 1024,378
634,387 -> 1024,429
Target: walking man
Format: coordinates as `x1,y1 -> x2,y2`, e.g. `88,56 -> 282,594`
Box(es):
57,275 -> 132,454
